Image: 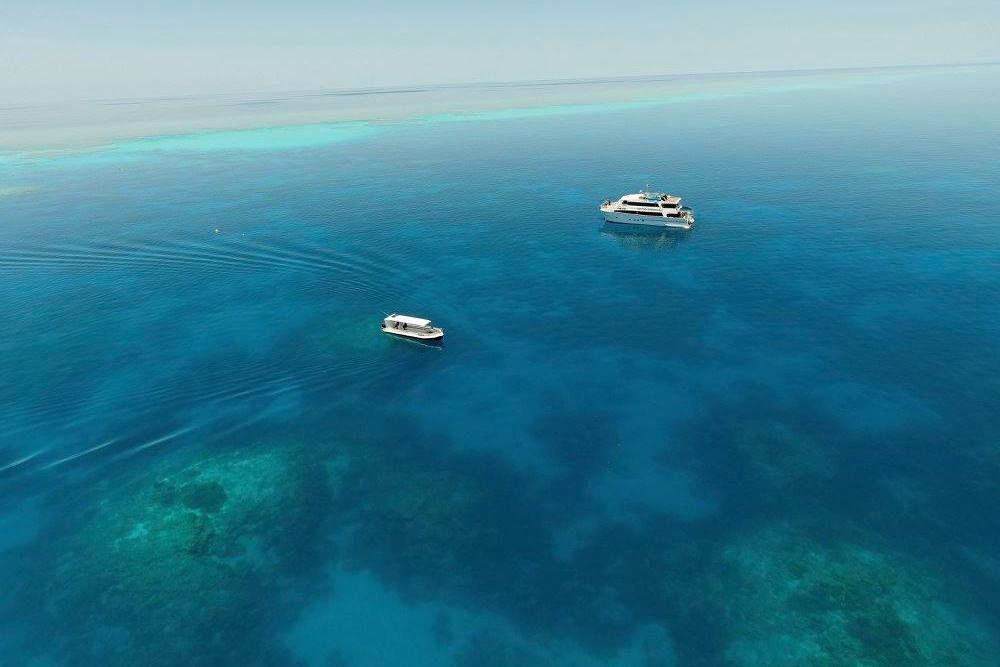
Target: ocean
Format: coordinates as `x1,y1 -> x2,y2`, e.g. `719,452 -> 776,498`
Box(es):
1,65 -> 998,666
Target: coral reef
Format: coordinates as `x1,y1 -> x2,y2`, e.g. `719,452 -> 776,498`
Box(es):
958,438 -> 1000,533
667,408 -> 844,522
331,437 -> 550,597
325,424 -> 652,653
26,443 -> 327,667
729,420 -> 834,492
452,630 -> 547,667
714,525 -> 997,666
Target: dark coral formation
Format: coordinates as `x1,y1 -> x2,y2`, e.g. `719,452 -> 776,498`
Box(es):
5,404 -> 999,667
329,433 -> 554,604
712,525 -> 998,666
323,416 -> 679,657
453,630 -> 548,667
730,420 -> 834,492
670,408 -> 843,519
19,443 -> 327,667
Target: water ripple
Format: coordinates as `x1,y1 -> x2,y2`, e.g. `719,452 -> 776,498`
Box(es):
0,236 -> 415,298
0,233 -> 419,475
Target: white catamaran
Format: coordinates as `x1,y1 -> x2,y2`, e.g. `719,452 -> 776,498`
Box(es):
600,190 -> 695,229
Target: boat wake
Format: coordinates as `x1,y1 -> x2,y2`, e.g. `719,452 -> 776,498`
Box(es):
0,233 -> 433,479
0,348 -> 405,480
0,235 -> 421,300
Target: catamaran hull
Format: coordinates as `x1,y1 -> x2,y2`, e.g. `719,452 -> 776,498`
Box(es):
600,209 -> 693,229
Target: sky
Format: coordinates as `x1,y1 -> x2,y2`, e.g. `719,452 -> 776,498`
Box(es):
1,0 -> 998,102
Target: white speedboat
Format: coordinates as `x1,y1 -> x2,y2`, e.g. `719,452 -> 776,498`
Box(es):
599,190 -> 694,229
381,314 -> 444,341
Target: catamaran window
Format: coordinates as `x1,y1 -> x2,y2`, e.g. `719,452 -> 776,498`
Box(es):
661,202 -> 679,208
623,200 -> 661,207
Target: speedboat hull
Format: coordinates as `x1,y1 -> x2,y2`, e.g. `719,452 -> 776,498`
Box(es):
381,324 -> 444,341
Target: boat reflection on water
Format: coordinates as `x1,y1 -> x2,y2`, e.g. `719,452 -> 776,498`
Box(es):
599,222 -> 690,252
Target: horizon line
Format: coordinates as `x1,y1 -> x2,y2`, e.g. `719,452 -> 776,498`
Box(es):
7,59 -> 999,108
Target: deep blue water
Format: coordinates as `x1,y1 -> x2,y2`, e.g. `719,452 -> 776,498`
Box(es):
1,66 -> 999,666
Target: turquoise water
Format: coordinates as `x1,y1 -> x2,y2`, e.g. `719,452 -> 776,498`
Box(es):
1,66 -> 999,666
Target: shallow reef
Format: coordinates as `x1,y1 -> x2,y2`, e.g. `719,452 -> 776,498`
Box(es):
18,442 -> 328,667
712,524 -> 998,666
452,630 -> 549,667
730,420 -> 834,493
12,404 -> 997,667
329,431 -> 554,604
666,401 -> 848,523
958,438 -> 1000,533
323,414 -> 674,658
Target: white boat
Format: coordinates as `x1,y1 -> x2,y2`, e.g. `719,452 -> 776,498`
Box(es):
599,190 -> 695,229
381,314 -> 444,341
